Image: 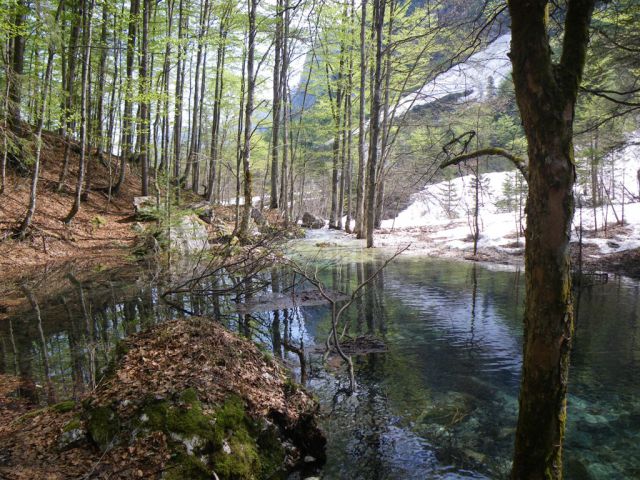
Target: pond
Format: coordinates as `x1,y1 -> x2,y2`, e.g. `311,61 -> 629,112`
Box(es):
1,231 -> 638,479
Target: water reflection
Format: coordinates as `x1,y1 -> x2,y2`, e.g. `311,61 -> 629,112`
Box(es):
1,250 -> 639,479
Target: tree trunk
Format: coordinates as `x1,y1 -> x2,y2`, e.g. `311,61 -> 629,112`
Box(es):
8,0 -> 26,130
509,1 -> 595,478
139,0 -> 151,196
280,0 -> 291,223
113,0 -> 139,194
64,0 -> 95,224
365,0 -> 384,248
235,44 -> 247,231
238,0 -> 256,238
207,12 -> 229,203
172,0 -> 187,194
57,3 -> 81,191
355,0 -> 367,238
16,0 -> 64,237
270,0 -> 283,209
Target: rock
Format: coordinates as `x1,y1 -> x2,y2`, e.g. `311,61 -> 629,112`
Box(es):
251,207 -> 266,226
131,222 -> 145,233
607,241 -> 621,249
133,196 -> 158,220
565,458 -> 594,480
189,201 -> 215,224
168,214 -> 209,254
58,418 -> 85,451
301,212 -> 325,229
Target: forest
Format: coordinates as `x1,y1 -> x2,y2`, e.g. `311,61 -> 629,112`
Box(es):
0,0 -> 639,478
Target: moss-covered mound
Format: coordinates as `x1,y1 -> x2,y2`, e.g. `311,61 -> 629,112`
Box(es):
0,318 -> 325,479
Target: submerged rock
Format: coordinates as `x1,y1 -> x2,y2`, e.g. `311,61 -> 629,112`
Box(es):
0,318 -> 325,479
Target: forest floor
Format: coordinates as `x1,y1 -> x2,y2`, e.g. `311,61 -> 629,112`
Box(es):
0,318 -> 324,479
0,128 -> 296,288
0,129 -> 142,278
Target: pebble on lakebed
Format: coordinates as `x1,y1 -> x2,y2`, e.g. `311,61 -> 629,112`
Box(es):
0,318 -> 326,479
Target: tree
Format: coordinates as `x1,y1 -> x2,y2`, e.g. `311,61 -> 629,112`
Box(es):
16,0 -> 64,237
238,0 -> 256,238
64,0 -> 95,224
365,0 -> 385,247
8,0 -> 26,130
355,0 -> 367,238
270,0 -> 283,209
507,1 -> 596,478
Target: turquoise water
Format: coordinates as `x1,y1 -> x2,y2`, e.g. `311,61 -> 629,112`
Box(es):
1,233 -> 638,479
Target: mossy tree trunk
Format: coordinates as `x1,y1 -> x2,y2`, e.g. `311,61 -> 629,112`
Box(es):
508,0 -> 595,478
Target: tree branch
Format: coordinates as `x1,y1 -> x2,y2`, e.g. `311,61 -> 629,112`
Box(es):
439,147 -> 529,181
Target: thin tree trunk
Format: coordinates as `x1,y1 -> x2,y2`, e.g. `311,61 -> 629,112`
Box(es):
238,0 -> 256,238
57,3 -> 81,191
235,44 -> 247,231
113,0 -> 139,194
355,0 -> 367,238
183,0 -> 209,191
270,0 -> 283,209
345,3 -> 354,233
280,0 -> 291,222
172,0 -> 187,195
365,0 -> 384,248
64,0 -> 95,224
207,12 -> 229,203
15,0 -> 63,237
138,0 -> 151,196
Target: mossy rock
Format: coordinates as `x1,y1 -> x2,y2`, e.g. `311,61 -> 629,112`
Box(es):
86,405 -> 120,451
51,400 -> 76,413
137,390 -> 286,480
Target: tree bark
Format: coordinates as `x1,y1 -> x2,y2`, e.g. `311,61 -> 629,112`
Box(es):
365,0 -> 384,247
355,0 -> 367,238
16,0 -> 64,237
238,0 -> 256,238
509,1 -> 595,478
57,2 -> 81,191
139,0 -> 151,196
172,0 -> 188,194
64,0 -> 95,224
207,10 -> 229,203
270,0 -> 283,209
8,0 -> 26,130
113,0 -> 139,194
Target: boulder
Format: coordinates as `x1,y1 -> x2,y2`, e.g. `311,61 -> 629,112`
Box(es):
301,212 -> 325,229
251,207 -> 266,226
189,201 -> 215,224
133,196 -> 158,220
168,214 -> 209,254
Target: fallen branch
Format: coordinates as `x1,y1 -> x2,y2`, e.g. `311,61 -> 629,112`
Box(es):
288,244 -> 409,394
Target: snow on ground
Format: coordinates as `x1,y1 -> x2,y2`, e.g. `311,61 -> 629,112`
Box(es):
379,136 -> 640,261
395,33 -> 512,115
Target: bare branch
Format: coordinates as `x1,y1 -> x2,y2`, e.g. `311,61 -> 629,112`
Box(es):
440,147 -> 529,182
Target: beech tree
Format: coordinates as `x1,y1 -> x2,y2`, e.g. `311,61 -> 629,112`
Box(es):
507,0 -> 595,478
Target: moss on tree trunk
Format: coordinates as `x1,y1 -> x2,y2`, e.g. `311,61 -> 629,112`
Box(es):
508,0 -> 595,478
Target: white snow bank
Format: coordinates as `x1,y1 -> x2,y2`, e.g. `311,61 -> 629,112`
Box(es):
382,135 -> 640,257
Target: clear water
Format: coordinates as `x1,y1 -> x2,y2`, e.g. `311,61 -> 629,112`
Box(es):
1,232 -> 638,479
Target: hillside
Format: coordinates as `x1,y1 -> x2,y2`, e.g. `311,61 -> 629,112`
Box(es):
0,129 -> 140,276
